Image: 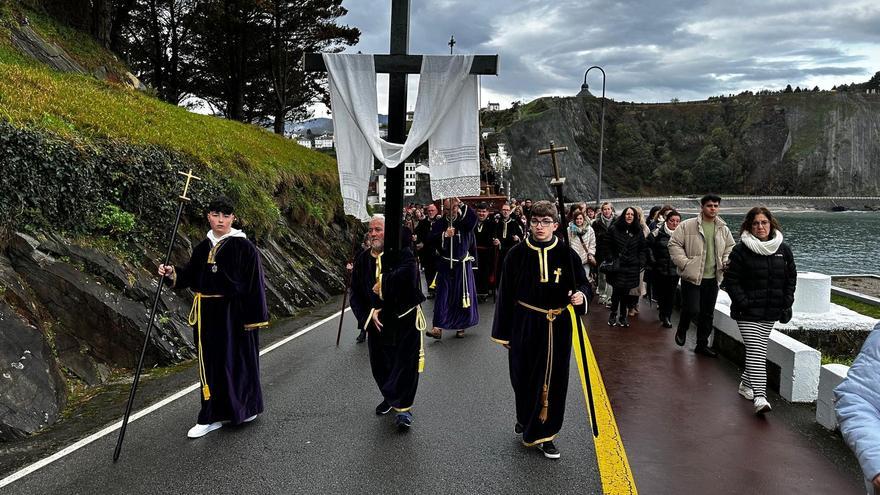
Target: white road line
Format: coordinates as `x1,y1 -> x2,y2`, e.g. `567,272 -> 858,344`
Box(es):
0,308 -> 349,489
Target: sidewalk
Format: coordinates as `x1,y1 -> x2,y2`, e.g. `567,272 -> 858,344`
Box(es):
586,296 -> 864,494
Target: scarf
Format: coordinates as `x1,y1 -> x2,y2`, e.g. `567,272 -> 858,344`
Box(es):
741,230 -> 783,256
663,223 -> 675,236
569,222 -> 589,236
597,214 -> 613,229
207,228 -> 247,247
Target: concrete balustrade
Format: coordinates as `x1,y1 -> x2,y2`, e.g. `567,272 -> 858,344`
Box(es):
816,364 -> 850,430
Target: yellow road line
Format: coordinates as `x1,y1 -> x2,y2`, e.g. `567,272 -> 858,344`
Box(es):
573,318 -> 638,494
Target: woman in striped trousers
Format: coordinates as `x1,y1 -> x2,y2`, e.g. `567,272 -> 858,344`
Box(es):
722,207 -> 797,414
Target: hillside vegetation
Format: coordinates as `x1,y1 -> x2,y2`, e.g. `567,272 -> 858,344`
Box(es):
0,2 -> 340,241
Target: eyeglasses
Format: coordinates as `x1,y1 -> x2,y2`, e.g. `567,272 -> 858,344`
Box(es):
530,218 -> 555,227
751,220 -> 770,227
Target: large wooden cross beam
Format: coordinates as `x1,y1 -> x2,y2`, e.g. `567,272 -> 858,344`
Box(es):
303,0 -> 499,261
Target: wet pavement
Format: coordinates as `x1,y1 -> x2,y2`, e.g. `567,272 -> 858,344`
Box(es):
587,296 -> 864,494
1,296 -> 602,494
1,292 -> 865,494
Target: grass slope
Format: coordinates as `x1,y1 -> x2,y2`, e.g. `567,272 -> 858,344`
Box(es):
0,4 -> 339,234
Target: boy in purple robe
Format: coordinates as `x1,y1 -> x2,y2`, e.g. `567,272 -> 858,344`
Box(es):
159,197 -> 269,439
427,198 -> 479,339
491,201 -> 589,459
349,216 -> 426,429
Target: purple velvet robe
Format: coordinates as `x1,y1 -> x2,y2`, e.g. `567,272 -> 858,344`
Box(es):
491,236 -> 589,446
172,236 -> 269,425
429,204 -> 479,330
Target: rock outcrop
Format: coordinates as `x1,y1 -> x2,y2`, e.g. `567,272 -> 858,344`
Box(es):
489,92 -> 880,201
0,219 -> 352,440
0,254 -> 66,442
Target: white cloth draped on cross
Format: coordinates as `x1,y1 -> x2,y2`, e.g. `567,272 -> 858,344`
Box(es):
323,53 -> 481,220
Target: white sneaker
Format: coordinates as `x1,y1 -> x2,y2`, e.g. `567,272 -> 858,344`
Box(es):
187,422 -> 223,438
754,397 -> 772,414
738,382 -> 754,401
243,414 -> 258,423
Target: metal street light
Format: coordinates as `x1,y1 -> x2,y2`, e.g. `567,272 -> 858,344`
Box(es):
582,66 -> 606,206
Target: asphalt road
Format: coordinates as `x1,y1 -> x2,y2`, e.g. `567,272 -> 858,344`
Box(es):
3,297 -> 603,494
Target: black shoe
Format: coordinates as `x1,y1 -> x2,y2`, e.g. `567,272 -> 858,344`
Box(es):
356,329 -> 366,343
375,400 -> 392,415
674,327 -> 686,346
538,441 -> 560,459
694,346 -> 718,358
607,313 -> 617,326
661,317 -> 673,328
618,315 -> 629,327
395,411 -> 413,430
514,422 -> 523,435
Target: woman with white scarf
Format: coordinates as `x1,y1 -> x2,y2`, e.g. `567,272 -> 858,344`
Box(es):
722,207 -> 797,414
569,210 -> 597,278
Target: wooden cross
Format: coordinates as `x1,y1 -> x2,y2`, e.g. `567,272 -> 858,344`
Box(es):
303,0 -> 499,260
537,141 -> 568,187
538,140 -> 570,239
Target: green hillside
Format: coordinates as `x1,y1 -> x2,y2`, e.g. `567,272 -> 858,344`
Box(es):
0,3 -> 340,240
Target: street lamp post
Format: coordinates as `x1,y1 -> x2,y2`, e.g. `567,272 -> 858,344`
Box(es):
582,66 -> 606,206
490,143 -> 512,201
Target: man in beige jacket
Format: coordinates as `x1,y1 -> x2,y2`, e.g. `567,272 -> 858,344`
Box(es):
668,194 -> 735,357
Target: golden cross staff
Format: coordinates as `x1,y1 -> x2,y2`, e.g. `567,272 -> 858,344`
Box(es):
537,141 -> 600,438
114,169 -> 201,462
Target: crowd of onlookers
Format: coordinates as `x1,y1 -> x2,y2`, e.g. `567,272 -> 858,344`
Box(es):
392,195 -> 880,491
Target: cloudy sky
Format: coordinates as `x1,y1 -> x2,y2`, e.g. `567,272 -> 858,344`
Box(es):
313,0 -> 880,116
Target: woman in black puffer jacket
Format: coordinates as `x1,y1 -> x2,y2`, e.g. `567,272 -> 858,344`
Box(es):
605,207 -> 645,327
648,210 -> 682,328
723,207 -> 797,415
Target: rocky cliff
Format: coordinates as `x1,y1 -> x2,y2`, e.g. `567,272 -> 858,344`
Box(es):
486,91 -> 880,201
0,58 -> 353,442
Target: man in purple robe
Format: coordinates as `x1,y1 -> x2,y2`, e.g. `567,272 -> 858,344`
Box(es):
159,197 -> 269,439
349,216 -> 426,429
427,198 -> 479,339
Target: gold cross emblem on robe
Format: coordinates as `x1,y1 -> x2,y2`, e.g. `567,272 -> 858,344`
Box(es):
554,268 -> 562,284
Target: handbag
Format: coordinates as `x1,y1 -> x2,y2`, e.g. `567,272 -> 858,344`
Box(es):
779,307 -> 793,324
599,258 -> 619,275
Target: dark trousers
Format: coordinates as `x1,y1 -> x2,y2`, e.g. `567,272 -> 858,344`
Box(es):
610,288 -> 637,316
655,274 -> 680,320
678,279 -> 719,348
367,312 -> 420,411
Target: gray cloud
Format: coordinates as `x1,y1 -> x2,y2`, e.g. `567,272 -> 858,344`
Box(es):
338,0 -> 880,106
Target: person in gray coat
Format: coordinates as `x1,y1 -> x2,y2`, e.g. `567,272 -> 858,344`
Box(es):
836,324 -> 880,495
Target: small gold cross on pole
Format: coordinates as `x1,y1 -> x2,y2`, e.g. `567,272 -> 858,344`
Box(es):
178,169 -> 202,201
537,141 -> 568,187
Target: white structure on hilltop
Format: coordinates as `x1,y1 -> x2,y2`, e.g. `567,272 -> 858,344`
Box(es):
486,102 -> 500,111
